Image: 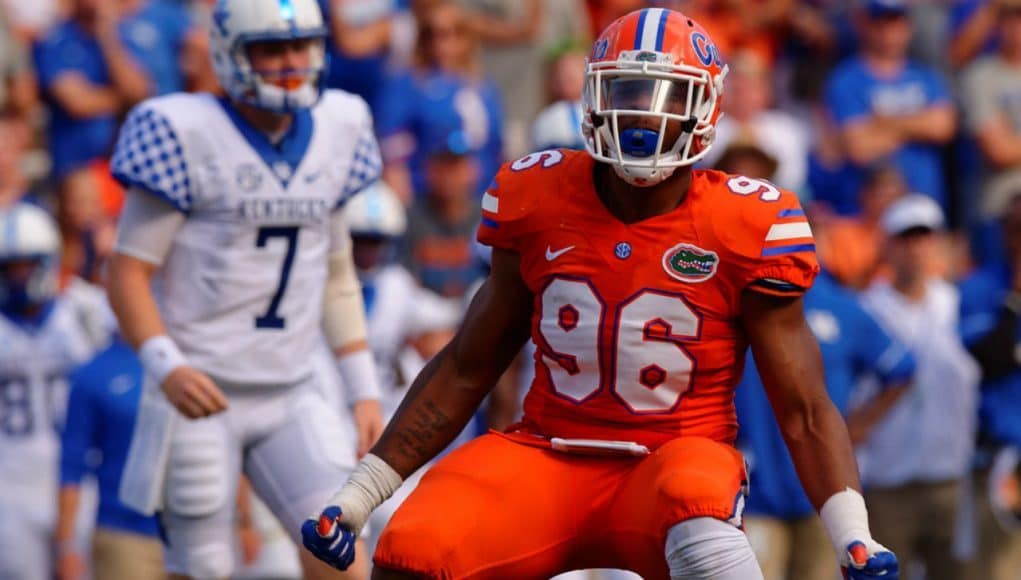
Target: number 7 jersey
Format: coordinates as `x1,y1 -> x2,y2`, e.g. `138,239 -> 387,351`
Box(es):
111,91 -> 381,386
478,150 -> 819,450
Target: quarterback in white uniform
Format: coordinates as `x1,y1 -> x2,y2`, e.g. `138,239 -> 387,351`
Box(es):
106,1 -> 384,578
0,204 -> 111,580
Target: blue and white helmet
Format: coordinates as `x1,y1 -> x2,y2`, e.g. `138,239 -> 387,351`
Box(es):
0,203 -> 61,312
531,100 -> 586,151
210,0 -> 328,113
345,181 -> 407,239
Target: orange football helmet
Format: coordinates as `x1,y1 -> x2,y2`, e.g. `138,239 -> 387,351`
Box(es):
582,8 -> 729,186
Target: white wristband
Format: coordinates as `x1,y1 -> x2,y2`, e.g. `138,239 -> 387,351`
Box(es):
139,335 -> 188,385
325,453 -> 403,535
337,348 -> 382,404
820,487 -> 874,562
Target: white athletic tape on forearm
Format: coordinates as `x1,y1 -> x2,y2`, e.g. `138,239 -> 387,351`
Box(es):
820,487 -> 874,562
138,335 -> 188,385
337,348 -> 383,404
325,453 -> 403,535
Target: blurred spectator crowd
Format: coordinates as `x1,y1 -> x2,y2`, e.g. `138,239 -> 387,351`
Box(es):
3,0 -> 1021,579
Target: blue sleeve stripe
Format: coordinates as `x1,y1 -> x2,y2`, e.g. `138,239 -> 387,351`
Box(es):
634,9 -> 649,49
112,171 -> 190,214
761,243 -> 815,257
481,217 -> 500,229
654,10 -> 668,51
777,209 -> 805,218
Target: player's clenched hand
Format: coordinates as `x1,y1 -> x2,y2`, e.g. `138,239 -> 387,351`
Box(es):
161,366 -> 228,419
301,506 -> 357,571
842,540 -> 899,579
352,399 -> 383,458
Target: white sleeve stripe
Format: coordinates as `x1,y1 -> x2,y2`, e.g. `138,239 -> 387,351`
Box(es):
765,222 -> 813,242
482,192 -> 499,213
639,8 -> 665,51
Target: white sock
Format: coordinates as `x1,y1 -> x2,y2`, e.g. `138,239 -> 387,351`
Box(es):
665,517 -> 764,580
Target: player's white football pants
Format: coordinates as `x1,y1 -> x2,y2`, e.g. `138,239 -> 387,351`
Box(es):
159,379 -> 356,579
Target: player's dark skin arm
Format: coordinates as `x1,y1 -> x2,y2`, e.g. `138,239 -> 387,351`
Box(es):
741,289 -> 863,509
368,248 -> 533,478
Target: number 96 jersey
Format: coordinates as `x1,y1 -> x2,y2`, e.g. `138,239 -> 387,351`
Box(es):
477,150 -> 819,450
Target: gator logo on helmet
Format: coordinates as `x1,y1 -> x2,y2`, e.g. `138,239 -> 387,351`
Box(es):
663,243 -> 719,283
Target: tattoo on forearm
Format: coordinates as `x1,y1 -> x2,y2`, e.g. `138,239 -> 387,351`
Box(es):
394,400 -> 451,462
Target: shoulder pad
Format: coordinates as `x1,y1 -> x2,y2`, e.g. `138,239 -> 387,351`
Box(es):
703,171 -> 819,296
110,95 -> 204,213
477,149 -> 577,251
318,91 -> 381,204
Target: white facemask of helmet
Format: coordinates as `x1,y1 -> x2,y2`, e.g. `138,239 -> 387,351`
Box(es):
582,8 -> 729,187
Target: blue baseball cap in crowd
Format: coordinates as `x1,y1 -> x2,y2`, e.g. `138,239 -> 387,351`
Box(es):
866,0 -> 909,18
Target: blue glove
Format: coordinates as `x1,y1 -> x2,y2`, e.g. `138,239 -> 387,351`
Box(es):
301,506 -> 358,571
843,541 -> 899,580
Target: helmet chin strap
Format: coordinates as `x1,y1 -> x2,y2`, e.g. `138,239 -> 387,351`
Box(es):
612,163 -> 676,187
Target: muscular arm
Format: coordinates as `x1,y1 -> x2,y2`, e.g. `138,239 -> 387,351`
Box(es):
741,290 -> 862,509
369,247 -> 533,477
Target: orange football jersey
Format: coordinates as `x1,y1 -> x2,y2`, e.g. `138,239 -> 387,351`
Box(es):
477,149 -> 819,450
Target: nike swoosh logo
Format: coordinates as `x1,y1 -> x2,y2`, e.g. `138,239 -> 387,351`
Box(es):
545,245 -> 575,261
304,171 -> 322,183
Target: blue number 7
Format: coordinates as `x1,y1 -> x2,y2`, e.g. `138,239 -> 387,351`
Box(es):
255,226 -> 299,329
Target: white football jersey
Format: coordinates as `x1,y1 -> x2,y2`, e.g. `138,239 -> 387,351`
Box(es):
362,265 -> 461,417
0,295 -> 106,508
111,91 -> 381,386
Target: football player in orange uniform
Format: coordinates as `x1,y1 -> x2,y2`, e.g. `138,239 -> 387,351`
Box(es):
303,8 -> 899,580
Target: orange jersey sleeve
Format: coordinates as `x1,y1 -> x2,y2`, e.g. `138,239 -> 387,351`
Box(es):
476,151 -> 561,253
708,173 -> 819,297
